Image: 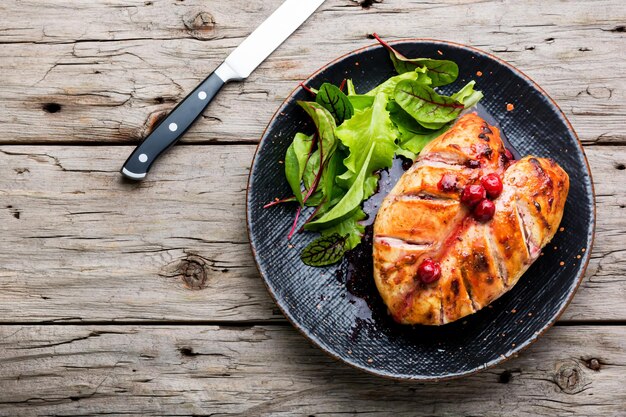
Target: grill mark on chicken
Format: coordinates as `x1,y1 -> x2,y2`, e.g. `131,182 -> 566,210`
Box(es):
460,266 -> 480,311
396,192 -> 456,202
486,229 -> 510,286
375,236 -> 433,250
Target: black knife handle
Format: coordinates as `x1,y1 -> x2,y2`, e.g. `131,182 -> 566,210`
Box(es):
121,64 -> 238,180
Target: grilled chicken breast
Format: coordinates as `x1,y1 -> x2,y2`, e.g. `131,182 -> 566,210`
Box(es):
373,113 -> 569,325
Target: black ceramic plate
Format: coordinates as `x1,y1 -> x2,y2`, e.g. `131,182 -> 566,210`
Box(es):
246,40 -> 595,380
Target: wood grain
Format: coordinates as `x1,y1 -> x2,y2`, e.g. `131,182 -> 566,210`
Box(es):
1,145 -> 623,323
0,1 -> 624,414
0,324 -> 623,416
0,0 -> 624,145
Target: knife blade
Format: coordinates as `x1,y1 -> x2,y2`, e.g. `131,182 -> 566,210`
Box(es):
121,0 -> 325,180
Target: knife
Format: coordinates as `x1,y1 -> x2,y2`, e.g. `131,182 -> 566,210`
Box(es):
121,0 -> 325,180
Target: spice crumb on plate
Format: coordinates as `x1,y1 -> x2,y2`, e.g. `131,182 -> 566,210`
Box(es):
476,70 -> 483,76
506,103 -> 515,111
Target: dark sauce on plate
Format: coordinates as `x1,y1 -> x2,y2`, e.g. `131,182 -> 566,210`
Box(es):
336,104 -> 519,339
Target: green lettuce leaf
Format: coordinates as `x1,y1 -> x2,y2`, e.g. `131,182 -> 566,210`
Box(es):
452,80 -> 484,108
335,92 -> 397,198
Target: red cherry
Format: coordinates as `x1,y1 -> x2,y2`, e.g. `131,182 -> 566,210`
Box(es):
461,184 -> 486,207
437,173 -> 457,192
480,173 -> 503,199
416,258 -> 441,284
473,199 -> 496,222
504,148 -> 514,161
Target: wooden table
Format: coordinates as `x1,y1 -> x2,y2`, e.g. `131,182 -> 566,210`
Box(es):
1,1 -> 624,415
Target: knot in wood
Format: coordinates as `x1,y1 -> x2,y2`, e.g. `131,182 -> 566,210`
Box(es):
184,11 -> 216,40
178,256 -> 209,290
554,362 -> 586,394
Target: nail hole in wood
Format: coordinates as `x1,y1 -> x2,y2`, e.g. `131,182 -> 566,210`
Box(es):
615,163 -> 625,170
498,370 -> 512,383
154,96 -> 164,104
179,346 -> 199,357
359,0 -> 380,8
43,103 -> 61,113
610,25 -> 625,33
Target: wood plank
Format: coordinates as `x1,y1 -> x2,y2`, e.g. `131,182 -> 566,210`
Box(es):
0,0 -> 624,145
0,145 -> 623,323
0,325 -> 623,416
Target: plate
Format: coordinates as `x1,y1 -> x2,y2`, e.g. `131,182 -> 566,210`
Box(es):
246,39 -> 595,380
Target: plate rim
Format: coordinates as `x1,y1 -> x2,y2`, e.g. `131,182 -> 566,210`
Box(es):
246,38 -> 597,381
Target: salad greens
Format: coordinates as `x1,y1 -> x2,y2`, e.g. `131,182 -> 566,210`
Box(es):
266,34 -> 483,267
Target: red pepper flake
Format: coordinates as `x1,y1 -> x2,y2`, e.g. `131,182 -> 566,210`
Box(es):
559,261 -> 565,266
506,103 -> 515,111
511,309 -> 517,314
476,71 -> 483,77
576,255 -> 581,259
437,50 -> 443,55
559,227 -> 565,232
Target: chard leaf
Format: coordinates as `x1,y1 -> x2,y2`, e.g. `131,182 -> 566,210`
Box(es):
301,233 -> 348,267
316,83 -> 354,124
284,133 -> 314,205
305,144 -> 375,230
374,34 -> 458,87
394,80 -> 464,126
303,149 -> 320,191
365,70 -> 427,97
346,79 -> 357,96
297,101 -> 337,166
451,80 -> 484,108
336,93 -> 397,198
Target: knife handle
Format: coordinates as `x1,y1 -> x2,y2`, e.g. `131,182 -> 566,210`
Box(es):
121,63 -> 240,180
